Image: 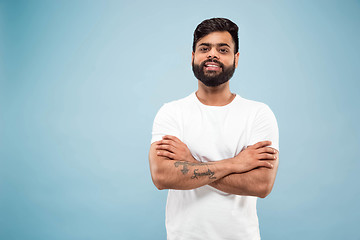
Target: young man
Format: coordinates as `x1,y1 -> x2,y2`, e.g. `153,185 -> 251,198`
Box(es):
149,18 -> 279,239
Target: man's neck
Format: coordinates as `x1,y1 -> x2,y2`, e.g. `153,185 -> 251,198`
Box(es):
196,81 -> 235,106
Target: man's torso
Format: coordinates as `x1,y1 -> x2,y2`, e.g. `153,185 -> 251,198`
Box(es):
152,92 -> 278,240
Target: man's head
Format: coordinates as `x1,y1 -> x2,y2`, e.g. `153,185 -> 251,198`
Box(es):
193,18 -> 239,54
192,18 -> 239,87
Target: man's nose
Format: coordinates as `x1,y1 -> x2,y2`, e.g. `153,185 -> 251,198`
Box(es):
207,48 -> 219,59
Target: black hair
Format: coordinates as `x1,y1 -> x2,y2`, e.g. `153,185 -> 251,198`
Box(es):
192,18 -> 239,53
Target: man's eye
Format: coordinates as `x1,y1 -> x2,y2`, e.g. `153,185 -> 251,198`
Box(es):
219,48 -> 229,53
199,47 -> 209,52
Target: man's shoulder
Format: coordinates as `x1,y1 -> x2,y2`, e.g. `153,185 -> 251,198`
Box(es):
235,95 -> 271,112
161,92 -> 195,109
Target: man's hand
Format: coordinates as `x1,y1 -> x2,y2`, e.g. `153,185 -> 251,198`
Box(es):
155,135 -> 198,163
230,141 -> 278,173
210,141 -> 279,197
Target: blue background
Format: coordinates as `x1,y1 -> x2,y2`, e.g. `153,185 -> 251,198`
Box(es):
1,0 -> 359,239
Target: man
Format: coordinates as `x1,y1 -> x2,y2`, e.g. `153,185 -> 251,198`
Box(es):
149,18 -> 279,239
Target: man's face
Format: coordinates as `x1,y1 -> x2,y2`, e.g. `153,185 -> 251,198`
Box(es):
192,31 -> 239,87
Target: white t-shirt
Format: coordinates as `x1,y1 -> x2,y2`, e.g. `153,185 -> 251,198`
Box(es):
151,92 -> 279,240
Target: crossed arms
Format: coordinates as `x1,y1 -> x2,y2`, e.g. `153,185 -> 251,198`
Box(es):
149,135 -> 279,198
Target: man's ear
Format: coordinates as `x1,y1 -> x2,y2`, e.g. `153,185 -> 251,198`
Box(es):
234,52 -> 240,68
191,52 -> 194,65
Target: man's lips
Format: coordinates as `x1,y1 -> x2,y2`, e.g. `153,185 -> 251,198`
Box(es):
204,62 -> 221,71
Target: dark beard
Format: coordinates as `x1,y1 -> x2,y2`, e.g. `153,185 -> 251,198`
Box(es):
192,58 -> 236,87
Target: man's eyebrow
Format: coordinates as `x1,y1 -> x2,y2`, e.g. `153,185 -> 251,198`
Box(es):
218,43 -> 231,47
198,43 -> 211,47
198,43 -> 231,48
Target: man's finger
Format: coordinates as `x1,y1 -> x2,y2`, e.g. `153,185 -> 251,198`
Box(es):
257,160 -> 274,169
158,139 -> 177,148
258,153 -> 277,160
157,150 -> 176,159
156,144 -> 176,153
257,147 -> 277,154
163,135 -> 181,143
249,141 -> 272,149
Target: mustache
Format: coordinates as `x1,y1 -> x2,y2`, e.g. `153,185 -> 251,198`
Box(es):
200,59 -> 225,69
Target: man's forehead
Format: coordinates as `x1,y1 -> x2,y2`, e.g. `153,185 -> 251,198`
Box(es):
196,31 -> 234,48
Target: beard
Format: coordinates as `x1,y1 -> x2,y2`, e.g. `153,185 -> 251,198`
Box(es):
192,58 -> 236,87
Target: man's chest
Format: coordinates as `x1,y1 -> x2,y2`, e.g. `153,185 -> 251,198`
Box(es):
180,108 -> 253,162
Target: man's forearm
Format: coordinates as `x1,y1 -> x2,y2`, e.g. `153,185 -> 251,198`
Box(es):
151,159 -> 233,190
209,158 -> 279,198
149,143 -> 233,190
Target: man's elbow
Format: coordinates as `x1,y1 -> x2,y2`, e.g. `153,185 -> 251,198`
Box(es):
152,175 -> 167,190
258,159 -> 278,198
154,183 -> 166,191
257,181 -> 274,199
149,153 -> 167,190
150,165 -> 168,190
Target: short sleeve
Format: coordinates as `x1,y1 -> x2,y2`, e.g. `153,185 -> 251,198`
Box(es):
151,103 -> 181,144
248,104 -> 279,151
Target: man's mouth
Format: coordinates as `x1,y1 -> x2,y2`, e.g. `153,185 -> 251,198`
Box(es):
204,62 -> 222,71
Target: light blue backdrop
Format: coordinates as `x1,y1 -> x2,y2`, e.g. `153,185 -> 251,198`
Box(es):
1,0 -> 359,239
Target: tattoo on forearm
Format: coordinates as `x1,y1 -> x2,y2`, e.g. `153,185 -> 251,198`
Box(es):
174,161 -> 190,174
174,161 -> 216,179
191,169 -> 216,179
